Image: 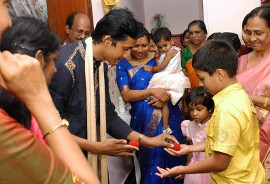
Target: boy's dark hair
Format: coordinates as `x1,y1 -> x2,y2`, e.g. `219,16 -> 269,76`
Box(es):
215,32 -> 241,53
91,8 -> 144,45
188,20 -> 207,34
192,40 -> 238,77
242,6 -> 270,29
153,27 -> 172,43
185,86 -> 214,112
66,12 -> 79,28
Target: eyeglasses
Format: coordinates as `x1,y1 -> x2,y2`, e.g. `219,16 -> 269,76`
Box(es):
72,28 -> 91,37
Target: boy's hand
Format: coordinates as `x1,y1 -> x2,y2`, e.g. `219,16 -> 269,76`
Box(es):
156,166 -> 184,178
143,65 -> 152,72
164,144 -> 190,156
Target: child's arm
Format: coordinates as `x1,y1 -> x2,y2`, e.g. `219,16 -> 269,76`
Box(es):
185,140 -> 193,165
153,49 -> 177,72
156,151 -> 232,178
164,142 -> 206,157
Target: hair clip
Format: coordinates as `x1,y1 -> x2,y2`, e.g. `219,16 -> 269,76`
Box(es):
13,42 -> 32,50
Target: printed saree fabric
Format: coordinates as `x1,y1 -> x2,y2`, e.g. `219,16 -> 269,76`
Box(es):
181,47 -> 199,88
116,58 -> 186,184
237,53 -> 270,180
8,0 -> 48,22
0,108 -> 74,183
181,47 -> 193,70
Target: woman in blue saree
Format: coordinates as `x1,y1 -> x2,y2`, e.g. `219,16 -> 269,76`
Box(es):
117,28 -> 186,184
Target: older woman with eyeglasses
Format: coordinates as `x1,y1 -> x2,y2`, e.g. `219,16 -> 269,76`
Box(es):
237,6 -> 270,181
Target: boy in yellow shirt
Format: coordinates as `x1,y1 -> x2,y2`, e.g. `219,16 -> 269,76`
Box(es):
156,40 -> 268,183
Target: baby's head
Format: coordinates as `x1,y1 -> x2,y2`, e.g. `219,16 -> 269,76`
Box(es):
153,27 -> 174,53
185,87 -> 214,124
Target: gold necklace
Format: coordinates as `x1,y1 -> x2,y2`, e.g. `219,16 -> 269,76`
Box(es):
129,58 -> 148,66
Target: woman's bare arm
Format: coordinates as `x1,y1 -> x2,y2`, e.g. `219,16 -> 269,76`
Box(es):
0,52 -> 100,184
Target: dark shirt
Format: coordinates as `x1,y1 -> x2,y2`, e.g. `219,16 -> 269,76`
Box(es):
49,40 -> 133,140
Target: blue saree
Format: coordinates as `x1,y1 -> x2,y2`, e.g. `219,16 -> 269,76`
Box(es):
116,58 -> 186,184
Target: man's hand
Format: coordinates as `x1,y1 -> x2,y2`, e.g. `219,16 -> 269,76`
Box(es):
88,139 -> 139,157
142,133 -> 177,149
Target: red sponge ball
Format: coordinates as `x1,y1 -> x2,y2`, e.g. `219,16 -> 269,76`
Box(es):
172,142 -> 181,151
129,140 -> 140,148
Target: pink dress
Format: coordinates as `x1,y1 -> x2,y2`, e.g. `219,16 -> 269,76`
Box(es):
181,120 -> 211,184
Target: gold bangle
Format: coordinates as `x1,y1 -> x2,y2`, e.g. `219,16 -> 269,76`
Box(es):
264,97 -> 269,108
43,119 -> 69,139
138,134 -> 144,144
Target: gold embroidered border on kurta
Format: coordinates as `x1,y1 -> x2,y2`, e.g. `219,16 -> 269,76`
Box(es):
64,41 -> 86,87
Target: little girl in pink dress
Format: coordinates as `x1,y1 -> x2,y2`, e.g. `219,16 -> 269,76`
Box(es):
181,87 -> 214,184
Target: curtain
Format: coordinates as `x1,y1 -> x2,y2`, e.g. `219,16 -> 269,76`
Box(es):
8,0 -> 48,22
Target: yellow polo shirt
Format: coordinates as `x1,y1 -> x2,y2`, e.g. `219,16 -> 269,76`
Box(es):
205,83 -> 267,184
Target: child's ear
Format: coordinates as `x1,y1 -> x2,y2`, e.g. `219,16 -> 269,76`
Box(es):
215,69 -> 225,81
102,35 -> 113,47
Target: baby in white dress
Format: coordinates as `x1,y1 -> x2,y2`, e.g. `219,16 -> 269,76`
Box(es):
144,27 -> 190,134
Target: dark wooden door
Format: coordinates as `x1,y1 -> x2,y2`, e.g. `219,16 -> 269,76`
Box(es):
47,0 -> 94,43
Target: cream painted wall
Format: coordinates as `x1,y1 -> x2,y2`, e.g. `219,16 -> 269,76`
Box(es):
143,0 -> 203,34
203,0 -> 261,39
120,0 -> 145,24
91,0 -> 203,34
91,0 -> 104,27
91,0 -> 145,27
91,0 -> 261,37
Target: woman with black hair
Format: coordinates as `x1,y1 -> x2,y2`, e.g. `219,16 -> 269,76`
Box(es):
237,6 -> 270,181
181,20 -> 207,88
0,16 -> 60,143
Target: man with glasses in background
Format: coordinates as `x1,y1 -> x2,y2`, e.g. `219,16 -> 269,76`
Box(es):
64,12 -> 91,45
